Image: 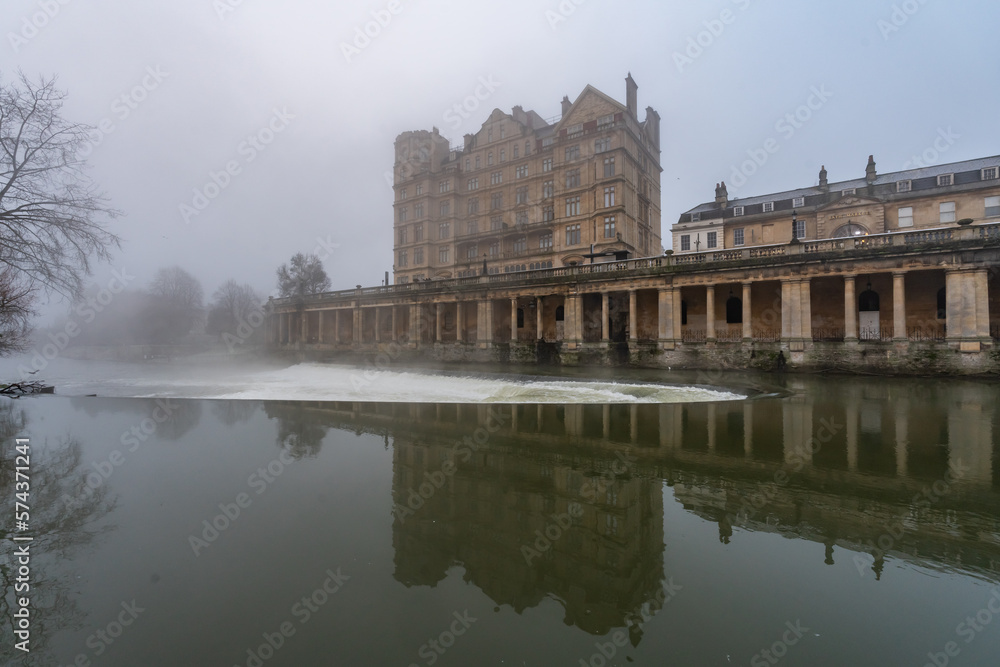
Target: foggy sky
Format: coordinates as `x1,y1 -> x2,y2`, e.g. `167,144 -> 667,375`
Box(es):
3,0 -> 998,316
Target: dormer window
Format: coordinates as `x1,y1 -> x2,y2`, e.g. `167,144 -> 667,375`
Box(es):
842,188 -> 856,196
897,180 -> 911,193
937,173 -> 953,187
733,206 -> 744,216
792,196 -> 805,208
762,202 -> 774,213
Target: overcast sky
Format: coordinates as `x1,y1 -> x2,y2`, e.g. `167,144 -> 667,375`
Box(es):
4,0 -> 998,313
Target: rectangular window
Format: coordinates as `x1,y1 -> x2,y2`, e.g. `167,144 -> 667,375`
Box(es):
565,145 -> 580,161
603,157 -> 615,177
733,206 -> 744,216
439,222 -> 450,239
542,205 -> 554,222
937,173 -> 953,187
692,212 -> 701,222
398,207 -> 407,222
680,235 -> 690,251
898,206 -> 913,228
516,186 -> 528,205
414,224 -> 423,241
595,137 -> 610,153
466,245 -> 478,259
792,196 -> 805,208
467,220 -> 478,235
439,180 -> 450,193
398,250 -> 407,267
842,188 -> 855,196
439,247 -> 449,263
516,211 -> 527,227
982,167 -> 998,180
565,224 -> 581,245
793,219 -> 805,239
542,180 -> 553,198
762,201 -> 774,213
603,186 -> 615,208
542,137 -> 554,148
733,228 -> 745,246
489,241 -> 499,257
415,184 -> 423,195
491,171 -> 502,185
525,141 -> 531,155
467,198 -> 479,214
542,158 -> 553,172
597,113 -> 614,127
516,165 -> 527,178
398,227 -> 408,244
400,188 -> 407,200
707,231 -> 718,248
490,216 -> 502,231
940,201 -> 956,223
603,215 -> 616,238
474,156 -> 480,170
986,196 -> 1000,217
414,204 -> 423,219
467,178 -> 478,190
488,128 -> 493,142
512,145 -> 518,159
897,180 -> 911,193
500,125 -> 505,139
566,123 -> 583,136
500,149 -> 506,162
439,201 -> 450,216
414,248 -> 423,264
464,159 -> 470,171
512,236 -> 526,253
491,193 -> 503,210
566,169 -> 580,188
539,232 -> 553,250
488,152 -> 493,165
565,196 -> 580,217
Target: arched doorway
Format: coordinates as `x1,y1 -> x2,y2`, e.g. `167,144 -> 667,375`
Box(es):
726,294 -> 743,324
859,283 -> 880,340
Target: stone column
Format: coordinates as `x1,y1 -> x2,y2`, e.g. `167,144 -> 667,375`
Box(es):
333,310 -> 340,344
975,269 -> 991,340
705,285 -> 716,341
536,297 -> 544,340
672,288 -> 683,340
409,304 -> 421,347
844,276 -> 857,341
892,272 -> 907,342
318,311 -> 324,343
658,287 -> 675,345
375,308 -> 381,343
799,279 -> 812,341
566,294 -> 582,345
511,298 -> 518,342
391,306 -> 397,342
629,290 -> 638,342
477,300 -> 493,347
301,311 -> 308,343
456,302 -> 464,342
601,292 -> 610,342
352,307 -> 362,345
435,303 -> 443,342
742,283 -> 753,341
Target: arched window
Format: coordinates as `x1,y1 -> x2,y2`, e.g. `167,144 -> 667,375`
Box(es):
833,222 -> 870,238
726,296 -> 743,324
858,288 -> 880,312
937,287 -> 946,319
555,305 -> 565,321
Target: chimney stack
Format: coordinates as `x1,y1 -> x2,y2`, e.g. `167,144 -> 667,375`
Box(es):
819,165 -> 828,192
715,181 -> 728,208
625,72 -> 638,119
561,95 -> 571,116
866,154 -> 877,185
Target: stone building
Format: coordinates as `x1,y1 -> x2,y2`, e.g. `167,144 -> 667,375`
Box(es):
391,74 -> 662,284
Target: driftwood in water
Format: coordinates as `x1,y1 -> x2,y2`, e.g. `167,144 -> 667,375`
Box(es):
0,381 -> 53,397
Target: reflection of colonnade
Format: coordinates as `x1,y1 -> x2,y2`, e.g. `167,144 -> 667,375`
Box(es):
268,226 -> 1000,371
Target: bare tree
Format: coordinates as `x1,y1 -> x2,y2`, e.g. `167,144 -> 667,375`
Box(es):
135,266 -> 204,344
276,252 -> 331,300
0,72 -> 121,299
0,266 -> 34,355
207,279 -> 261,337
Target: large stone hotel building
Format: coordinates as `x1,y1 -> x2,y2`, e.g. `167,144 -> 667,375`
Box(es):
391,75 -> 662,283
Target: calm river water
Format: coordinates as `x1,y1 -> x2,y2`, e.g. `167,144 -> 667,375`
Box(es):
1,358 -> 999,666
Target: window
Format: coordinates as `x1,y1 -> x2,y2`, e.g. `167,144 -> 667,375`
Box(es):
603,216 -> 616,238
414,248 -> 424,264
398,250 -> 407,267
842,188 -> 855,196
512,236 -> 526,253
467,178 -> 478,190
516,165 -> 527,178
539,232 -> 553,249
733,228 -> 745,246
542,158 -> 553,172
491,171 -> 502,185
937,174 -> 953,187
474,156 -> 480,170
542,137 -> 554,148
398,207 -> 407,222
516,186 -> 528,205
466,244 -> 478,259
603,157 -> 615,177
565,224 -> 581,245
438,222 -> 450,239
415,184 -> 423,195
986,196 -> 1000,217
566,123 -> 583,136
489,240 -> 500,256
566,169 -> 580,188
898,206 -> 913,228
542,180 -> 553,198
982,167 -> 998,180
439,180 -> 450,193
439,247 -> 449,263
500,149 -> 506,162
398,227 -> 408,244
597,113 -> 614,128
467,220 -> 478,235
439,201 -> 450,216
707,231 -> 718,248
595,137 -> 610,153
603,186 -> 615,208
565,196 -> 580,216
512,145 -> 518,159
542,205 -> 554,221
490,216 -> 502,231
940,201 -> 956,223
793,219 -> 805,239
500,125 -> 505,139
565,145 -> 580,161
488,152 -> 493,166
793,196 -> 805,208
414,224 -> 423,241
488,127 -> 493,142
468,198 -> 479,214
897,180 -> 911,193
525,141 -> 531,155
515,211 -> 528,227
680,235 -> 690,251
414,203 -> 423,218
762,201 -> 774,213
733,206 -> 744,216
400,188 -> 407,200
491,193 -> 503,210
464,159 -> 470,171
